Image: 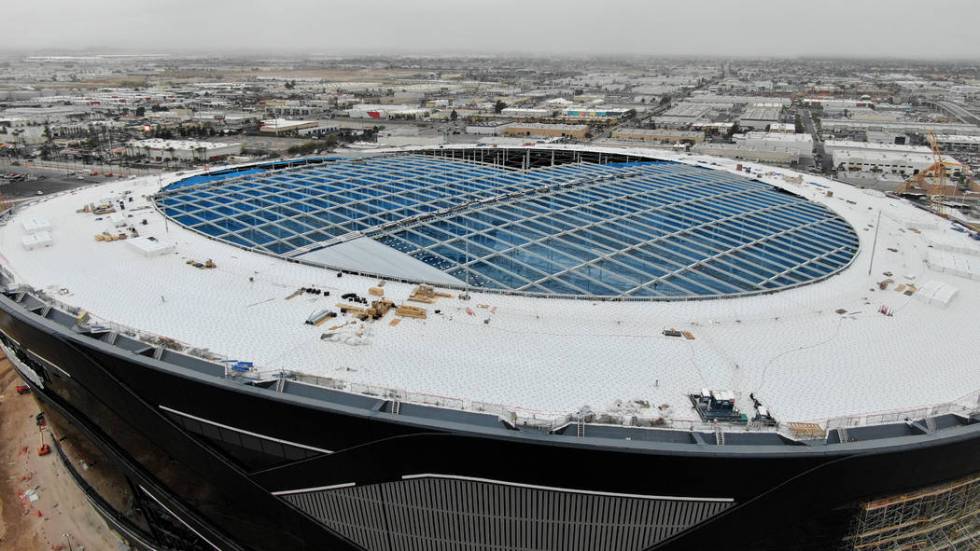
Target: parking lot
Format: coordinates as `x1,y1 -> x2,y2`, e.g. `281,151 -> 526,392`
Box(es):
0,165 -> 125,200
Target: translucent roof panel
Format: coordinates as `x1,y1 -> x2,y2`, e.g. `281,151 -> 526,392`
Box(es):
156,153 -> 860,299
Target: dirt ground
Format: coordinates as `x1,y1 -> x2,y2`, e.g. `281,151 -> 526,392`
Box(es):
0,355 -> 127,551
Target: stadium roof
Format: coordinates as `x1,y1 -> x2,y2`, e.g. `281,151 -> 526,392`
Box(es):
153,155 -> 858,300
2,145 -> 978,428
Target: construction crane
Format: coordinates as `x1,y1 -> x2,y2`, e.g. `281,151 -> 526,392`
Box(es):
897,130 -> 960,216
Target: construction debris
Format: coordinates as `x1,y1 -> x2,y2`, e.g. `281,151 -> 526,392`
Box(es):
288,287 -> 330,300
395,304 -> 427,319
305,309 -> 337,326
786,422 -> 825,439
662,328 -> 683,338
337,298 -> 396,321
303,287 -> 328,296
388,318 -> 401,327
341,292 -> 368,305
186,258 -> 217,269
94,231 -> 128,242
408,284 -> 452,304
368,287 -> 384,297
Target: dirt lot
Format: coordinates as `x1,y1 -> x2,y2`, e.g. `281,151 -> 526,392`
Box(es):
0,355 -> 126,550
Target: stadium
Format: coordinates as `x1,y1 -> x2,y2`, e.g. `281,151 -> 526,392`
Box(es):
0,145 -> 977,550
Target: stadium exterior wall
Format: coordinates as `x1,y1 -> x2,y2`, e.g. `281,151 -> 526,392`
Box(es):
0,275 -> 978,550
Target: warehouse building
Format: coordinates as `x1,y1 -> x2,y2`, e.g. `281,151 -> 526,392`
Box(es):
502,123 -> 589,140
611,128 -> 704,144
821,120 -> 980,138
653,103 -> 715,129
692,142 -> 800,165
346,104 -> 431,120
686,95 -> 791,106
824,139 -> 932,157
735,132 -> 814,157
259,119 -> 319,135
465,121 -> 514,136
126,139 -> 242,162
935,134 -> 980,155
738,105 -> 783,131
562,107 -> 632,121
831,149 -> 964,178
500,107 -> 552,119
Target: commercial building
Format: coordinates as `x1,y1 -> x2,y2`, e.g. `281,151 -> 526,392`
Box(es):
734,131 -> 814,157
561,107 -> 632,121
802,98 -> 873,109
259,119 -> 319,135
935,134 -> 980,155
738,105 -> 783,130
830,148 -> 964,179
346,105 -> 431,120
823,140 -> 932,157
499,107 -> 552,119
693,142 -> 800,165
125,139 -> 242,162
296,123 -> 341,139
502,123 -> 589,140
821,120 -> 980,138
824,140 -> 954,178
465,121 -> 513,136
653,103 -> 715,129
686,94 -> 791,106
611,128 -> 704,144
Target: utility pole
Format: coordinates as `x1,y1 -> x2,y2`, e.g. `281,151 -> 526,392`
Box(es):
868,209 -> 882,277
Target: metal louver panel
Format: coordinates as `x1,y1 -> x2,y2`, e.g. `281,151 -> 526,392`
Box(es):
281,476 -> 732,551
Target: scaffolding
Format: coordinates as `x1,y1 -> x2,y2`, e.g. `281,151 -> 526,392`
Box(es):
842,475 -> 980,550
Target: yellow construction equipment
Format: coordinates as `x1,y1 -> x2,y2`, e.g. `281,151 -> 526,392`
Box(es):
896,131 -> 960,216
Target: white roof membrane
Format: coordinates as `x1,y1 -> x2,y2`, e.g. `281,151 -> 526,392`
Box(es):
296,237 -> 465,287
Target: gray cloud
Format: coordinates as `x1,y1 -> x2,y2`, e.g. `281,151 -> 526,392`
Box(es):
5,0 -> 980,59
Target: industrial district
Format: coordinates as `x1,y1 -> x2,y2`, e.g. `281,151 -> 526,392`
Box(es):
2,55 -> 979,226
0,52 -> 978,551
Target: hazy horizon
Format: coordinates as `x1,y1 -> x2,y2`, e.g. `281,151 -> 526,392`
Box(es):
5,0 -> 979,60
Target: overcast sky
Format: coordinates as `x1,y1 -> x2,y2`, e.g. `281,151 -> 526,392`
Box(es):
4,0 -> 979,59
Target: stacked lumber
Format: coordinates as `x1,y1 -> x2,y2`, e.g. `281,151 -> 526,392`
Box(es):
95,232 -> 128,242
408,284 -> 452,304
395,305 -> 427,319
786,422 -> 825,439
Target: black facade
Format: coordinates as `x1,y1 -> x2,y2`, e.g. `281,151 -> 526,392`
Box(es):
0,279 -> 978,551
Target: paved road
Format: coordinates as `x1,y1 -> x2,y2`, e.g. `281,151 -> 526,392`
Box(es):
936,101 -> 980,126
800,109 -> 833,174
